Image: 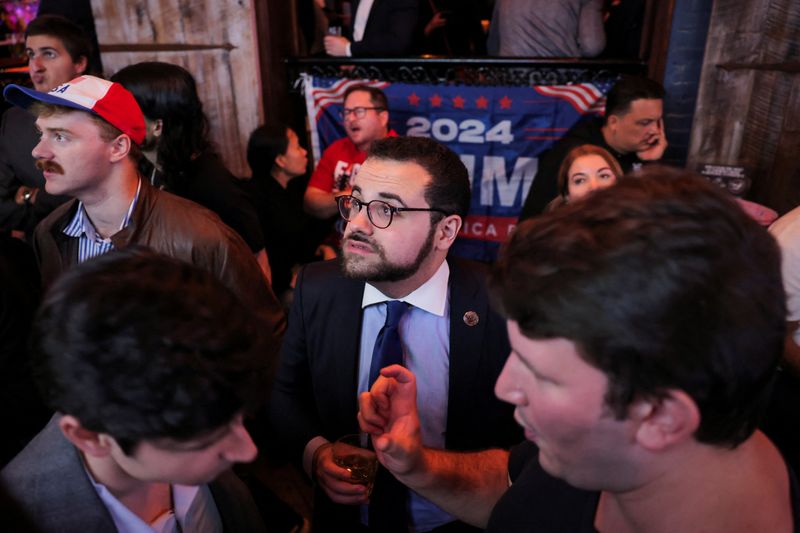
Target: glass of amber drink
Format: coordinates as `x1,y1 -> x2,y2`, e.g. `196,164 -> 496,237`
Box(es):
333,433 -> 378,496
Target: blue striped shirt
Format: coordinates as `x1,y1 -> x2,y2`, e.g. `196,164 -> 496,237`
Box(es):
63,179 -> 141,263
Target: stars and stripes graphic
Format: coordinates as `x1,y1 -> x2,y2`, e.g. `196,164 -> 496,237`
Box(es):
303,73 -> 618,260
308,78 -> 389,122
533,83 -> 608,115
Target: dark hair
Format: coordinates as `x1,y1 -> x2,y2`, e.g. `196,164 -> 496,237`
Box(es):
25,15 -> 92,70
604,75 -> 666,121
31,249 -> 270,454
343,84 -> 389,111
247,123 -> 289,177
491,167 -> 785,447
367,136 -> 471,220
111,62 -> 212,189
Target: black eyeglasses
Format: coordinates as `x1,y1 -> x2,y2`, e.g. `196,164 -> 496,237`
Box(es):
338,106 -> 385,119
336,195 -> 448,229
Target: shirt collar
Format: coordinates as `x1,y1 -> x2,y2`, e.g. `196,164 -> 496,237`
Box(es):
82,456 -> 201,533
63,178 -> 142,240
361,260 -> 450,316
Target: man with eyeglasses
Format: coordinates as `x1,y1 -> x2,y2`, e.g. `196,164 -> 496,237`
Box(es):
304,84 -> 397,221
272,136 -> 521,532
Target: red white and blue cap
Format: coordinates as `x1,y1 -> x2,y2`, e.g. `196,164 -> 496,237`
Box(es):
3,75 -> 146,145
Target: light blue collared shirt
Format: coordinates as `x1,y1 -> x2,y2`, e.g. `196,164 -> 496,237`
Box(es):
359,260 -> 456,532
63,178 -> 141,263
83,462 -> 222,533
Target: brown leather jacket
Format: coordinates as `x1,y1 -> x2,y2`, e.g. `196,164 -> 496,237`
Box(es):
33,177 -> 287,365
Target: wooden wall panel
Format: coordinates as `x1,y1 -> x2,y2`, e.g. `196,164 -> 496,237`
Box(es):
687,0 -> 800,212
91,0 -> 263,177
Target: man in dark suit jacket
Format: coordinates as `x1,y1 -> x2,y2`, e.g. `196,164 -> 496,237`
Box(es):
324,0 -> 419,57
1,250 -> 273,532
271,136 -> 521,532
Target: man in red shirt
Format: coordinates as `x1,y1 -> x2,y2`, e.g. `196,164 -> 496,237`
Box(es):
304,85 -> 396,220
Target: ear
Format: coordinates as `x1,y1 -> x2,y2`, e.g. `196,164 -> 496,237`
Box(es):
378,109 -> 389,129
75,55 -> 89,76
108,134 -> 132,163
58,414 -> 113,458
605,114 -> 619,131
274,153 -> 288,170
631,390 -> 700,452
151,118 -> 163,139
433,214 -> 462,252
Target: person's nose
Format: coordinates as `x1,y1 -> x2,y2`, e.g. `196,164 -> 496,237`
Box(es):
220,420 -> 258,464
32,137 -> 51,161
29,55 -> 44,72
494,353 -> 525,406
342,203 -> 375,239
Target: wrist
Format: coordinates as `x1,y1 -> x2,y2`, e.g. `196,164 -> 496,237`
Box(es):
393,445 -> 430,489
311,442 -> 333,482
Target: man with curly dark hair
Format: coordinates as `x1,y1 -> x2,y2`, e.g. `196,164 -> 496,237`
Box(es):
1,249 -> 272,532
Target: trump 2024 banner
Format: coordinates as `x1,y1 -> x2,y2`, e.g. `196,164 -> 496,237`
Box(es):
303,75 -> 615,262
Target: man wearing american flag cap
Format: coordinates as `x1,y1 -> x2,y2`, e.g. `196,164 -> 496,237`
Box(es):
3,75 -> 286,344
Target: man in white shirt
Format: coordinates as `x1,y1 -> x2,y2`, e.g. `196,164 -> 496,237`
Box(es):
324,0 -> 419,57
1,249 -> 273,532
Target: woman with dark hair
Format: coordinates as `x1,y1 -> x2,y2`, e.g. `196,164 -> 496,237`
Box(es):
546,144 -> 623,211
110,62 -> 271,279
246,124 -> 331,303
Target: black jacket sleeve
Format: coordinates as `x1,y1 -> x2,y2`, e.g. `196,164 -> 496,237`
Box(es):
349,0 -> 419,57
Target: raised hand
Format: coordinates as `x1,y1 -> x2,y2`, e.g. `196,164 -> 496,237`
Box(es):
358,365 -> 423,476
637,118 -> 668,161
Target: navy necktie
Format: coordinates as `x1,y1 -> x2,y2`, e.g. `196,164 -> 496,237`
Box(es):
368,300 -> 409,387
368,300 -> 411,531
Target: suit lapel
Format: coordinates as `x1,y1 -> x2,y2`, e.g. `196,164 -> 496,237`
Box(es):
331,276 -> 366,432
447,258 -> 488,422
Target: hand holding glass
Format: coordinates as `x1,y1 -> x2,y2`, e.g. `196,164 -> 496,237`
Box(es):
333,434 -> 378,495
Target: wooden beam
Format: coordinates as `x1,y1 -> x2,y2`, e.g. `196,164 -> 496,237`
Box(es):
100,43 -> 236,52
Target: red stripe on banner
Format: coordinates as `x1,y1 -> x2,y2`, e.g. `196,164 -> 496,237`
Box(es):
459,215 -> 518,243
523,127 -> 568,132
535,86 -> 589,114
313,80 -> 364,108
311,78 -> 351,97
557,86 -> 595,109
549,85 -> 596,111
588,97 -> 606,114
534,84 -> 603,115
313,80 -> 390,122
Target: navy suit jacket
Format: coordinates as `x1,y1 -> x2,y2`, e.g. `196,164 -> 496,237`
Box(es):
271,257 -> 521,527
348,0 -> 419,57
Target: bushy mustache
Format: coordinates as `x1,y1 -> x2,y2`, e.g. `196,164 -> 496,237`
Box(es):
35,159 -> 64,174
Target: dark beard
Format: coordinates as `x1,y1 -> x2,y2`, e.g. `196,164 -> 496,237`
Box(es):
341,224 -> 436,283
